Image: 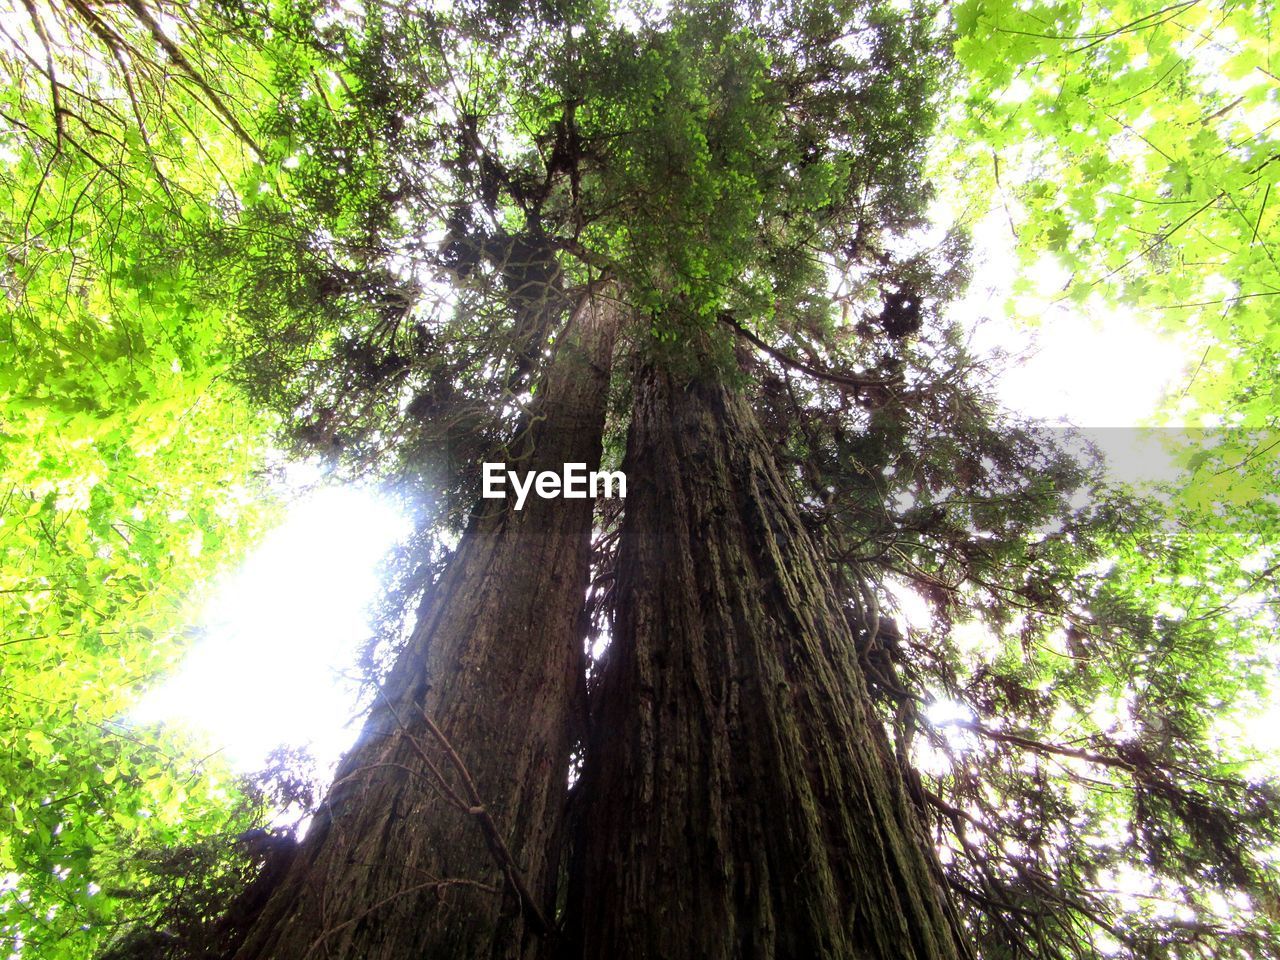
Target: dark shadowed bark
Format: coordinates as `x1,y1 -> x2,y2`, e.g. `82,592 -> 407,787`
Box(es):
567,360 -> 970,960
231,294 -> 618,960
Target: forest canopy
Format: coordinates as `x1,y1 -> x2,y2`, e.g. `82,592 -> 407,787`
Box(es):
0,0 -> 1277,959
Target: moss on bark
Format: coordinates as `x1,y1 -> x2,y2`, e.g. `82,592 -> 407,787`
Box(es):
567,363 -> 969,960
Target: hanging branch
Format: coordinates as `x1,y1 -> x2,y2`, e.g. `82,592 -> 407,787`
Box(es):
372,687 -> 555,938
17,0 -> 66,149
119,0 -> 263,159
719,312 -> 899,393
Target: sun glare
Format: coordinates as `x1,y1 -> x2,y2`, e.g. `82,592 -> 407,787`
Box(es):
133,484 -> 409,772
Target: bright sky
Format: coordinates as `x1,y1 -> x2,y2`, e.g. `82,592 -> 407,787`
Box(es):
132,480 -> 408,772
959,208 -> 1195,487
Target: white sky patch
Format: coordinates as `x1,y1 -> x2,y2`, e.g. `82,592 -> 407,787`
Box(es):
134,482 -> 409,772
957,210 -> 1195,430
947,205 -> 1197,489
886,578 -> 933,631
980,304 -> 1187,429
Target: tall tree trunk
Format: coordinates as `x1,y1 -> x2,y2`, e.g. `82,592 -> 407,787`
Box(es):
567,361 -> 969,960
232,294 -> 618,960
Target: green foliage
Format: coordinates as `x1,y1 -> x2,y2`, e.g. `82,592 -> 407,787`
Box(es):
0,2 -> 280,955
944,0 -> 1280,524
211,1 -> 1280,956
914,0 -> 1280,952
0,0 -> 1277,958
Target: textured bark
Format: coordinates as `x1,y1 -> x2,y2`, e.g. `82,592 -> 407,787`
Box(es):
568,363 -> 969,960
232,295 -> 617,960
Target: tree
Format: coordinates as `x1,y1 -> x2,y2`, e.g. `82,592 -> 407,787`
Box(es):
170,0 -> 1280,957
203,1 -> 987,957
2,0 -> 1277,958
0,3 -> 281,955
567,358 -> 968,959
946,0 -> 1280,512
231,293 -> 619,960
